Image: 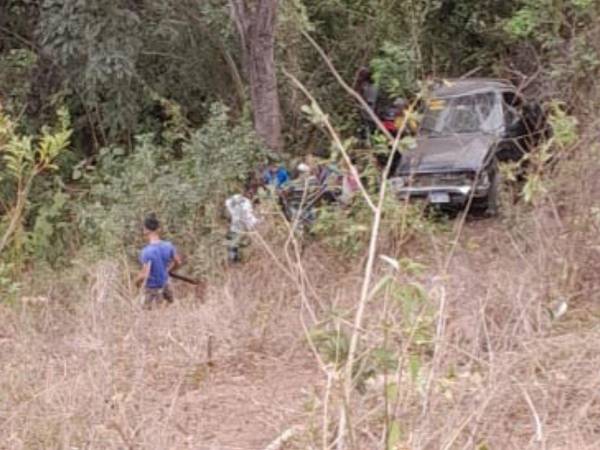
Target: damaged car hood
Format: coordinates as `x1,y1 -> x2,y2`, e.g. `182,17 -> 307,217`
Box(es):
398,133 -> 497,174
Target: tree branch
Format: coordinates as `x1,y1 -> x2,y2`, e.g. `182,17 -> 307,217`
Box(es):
228,0 -> 249,47
283,69 -> 377,214
301,30 -> 394,142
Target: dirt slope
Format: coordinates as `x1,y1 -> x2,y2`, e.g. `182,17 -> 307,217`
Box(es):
0,252 -> 326,449
2,207 -> 600,449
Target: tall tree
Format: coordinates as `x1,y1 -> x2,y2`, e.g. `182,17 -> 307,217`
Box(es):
229,0 -> 283,152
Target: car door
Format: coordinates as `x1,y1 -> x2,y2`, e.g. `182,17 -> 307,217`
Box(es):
497,91 -> 528,162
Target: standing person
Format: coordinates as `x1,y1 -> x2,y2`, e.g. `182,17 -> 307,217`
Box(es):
135,214 -> 182,308
225,186 -> 259,263
355,66 -> 378,113
354,66 -> 379,140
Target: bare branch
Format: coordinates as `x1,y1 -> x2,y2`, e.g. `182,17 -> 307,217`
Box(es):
301,30 -> 395,143
228,0 -> 249,51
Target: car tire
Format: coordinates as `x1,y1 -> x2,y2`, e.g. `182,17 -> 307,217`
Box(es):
483,159 -> 500,216
471,159 -> 500,217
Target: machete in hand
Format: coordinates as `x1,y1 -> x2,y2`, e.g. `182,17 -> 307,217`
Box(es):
169,271 -> 202,285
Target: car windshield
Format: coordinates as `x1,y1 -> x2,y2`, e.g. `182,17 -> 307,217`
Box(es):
420,92 -> 502,137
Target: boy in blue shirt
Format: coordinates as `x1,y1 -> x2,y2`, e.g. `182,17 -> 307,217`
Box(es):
135,214 -> 182,307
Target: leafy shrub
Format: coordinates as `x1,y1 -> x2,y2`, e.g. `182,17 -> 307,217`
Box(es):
504,0 -> 595,39
312,199 -> 372,256
309,269 -> 433,394
504,6 -> 543,39
312,142 -> 439,257
503,0 -> 599,113
547,102 -> 579,149
371,42 -> 418,99
0,107 -> 71,266
76,103 -> 267,275
39,0 -> 143,138
521,103 -> 579,204
313,194 -> 437,256
26,191 -> 72,264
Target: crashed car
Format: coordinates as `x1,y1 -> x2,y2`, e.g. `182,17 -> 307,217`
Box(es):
389,78 -> 549,213
278,165 -> 343,230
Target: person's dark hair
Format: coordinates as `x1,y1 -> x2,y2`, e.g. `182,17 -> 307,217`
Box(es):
144,214 -> 160,231
355,66 -> 373,89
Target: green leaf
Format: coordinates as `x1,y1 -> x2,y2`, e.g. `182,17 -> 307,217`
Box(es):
522,173 -> 545,203
504,8 -> 539,38
400,136 -> 416,150
548,102 -> 578,148
300,101 -> 327,125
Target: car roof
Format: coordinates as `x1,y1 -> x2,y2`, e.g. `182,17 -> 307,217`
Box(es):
431,78 -> 515,98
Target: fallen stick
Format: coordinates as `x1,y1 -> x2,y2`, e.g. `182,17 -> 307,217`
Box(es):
263,427 -> 298,450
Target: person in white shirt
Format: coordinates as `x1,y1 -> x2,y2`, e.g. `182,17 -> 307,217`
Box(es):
225,189 -> 259,263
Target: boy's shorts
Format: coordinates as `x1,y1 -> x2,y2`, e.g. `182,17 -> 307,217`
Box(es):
143,284 -> 174,307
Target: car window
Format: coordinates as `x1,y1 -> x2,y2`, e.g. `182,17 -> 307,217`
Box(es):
421,92 -> 503,136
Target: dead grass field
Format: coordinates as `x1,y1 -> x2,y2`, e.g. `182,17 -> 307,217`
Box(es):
2,135 -> 600,449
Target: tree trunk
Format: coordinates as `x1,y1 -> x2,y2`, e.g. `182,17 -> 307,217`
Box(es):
230,0 -> 283,152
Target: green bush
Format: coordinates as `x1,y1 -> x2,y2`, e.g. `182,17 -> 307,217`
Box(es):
312,139 -> 440,257
0,49 -> 37,121
371,42 -> 418,99
75,103 -> 267,275
0,107 -> 71,268
27,191 -> 72,264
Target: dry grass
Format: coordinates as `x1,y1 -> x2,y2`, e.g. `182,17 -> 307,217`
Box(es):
2,138 -> 600,449
0,248 -> 330,450
294,132 -> 600,449
394,214 -> 600,450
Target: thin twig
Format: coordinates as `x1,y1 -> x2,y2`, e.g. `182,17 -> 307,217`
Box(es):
301,30 -> 395,143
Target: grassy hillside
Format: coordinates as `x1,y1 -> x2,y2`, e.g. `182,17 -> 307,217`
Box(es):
1,1 -> 600,449
2,123 -> 600,448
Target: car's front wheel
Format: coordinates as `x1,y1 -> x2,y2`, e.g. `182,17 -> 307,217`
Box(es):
471,159 -> 500,216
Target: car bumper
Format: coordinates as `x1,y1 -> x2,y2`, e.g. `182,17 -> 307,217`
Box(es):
391,183 -> 489,205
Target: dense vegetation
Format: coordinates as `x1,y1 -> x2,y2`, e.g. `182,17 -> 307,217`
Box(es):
1,1 -> 599,448
1,0 -> 597,274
